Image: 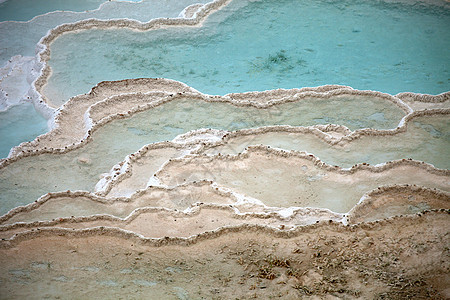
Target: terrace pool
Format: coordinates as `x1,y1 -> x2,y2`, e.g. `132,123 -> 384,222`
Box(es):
45,0 -> 450,106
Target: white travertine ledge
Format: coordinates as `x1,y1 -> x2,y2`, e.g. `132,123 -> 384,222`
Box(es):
347,184 -> 449,224
5,77 -> 446,168
0,209 -> 448,249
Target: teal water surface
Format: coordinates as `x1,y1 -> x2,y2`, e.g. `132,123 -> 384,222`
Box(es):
0,0 -> 210,64
0,103 -> 48,158
0,0 -> 211,157
45,0 -> 450,105
0,0 -> 107,22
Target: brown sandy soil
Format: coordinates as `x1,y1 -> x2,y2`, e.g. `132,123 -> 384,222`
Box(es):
0,211 -> 448,299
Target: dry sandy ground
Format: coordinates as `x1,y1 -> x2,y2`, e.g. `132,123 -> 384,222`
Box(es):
0,210 -> 448,299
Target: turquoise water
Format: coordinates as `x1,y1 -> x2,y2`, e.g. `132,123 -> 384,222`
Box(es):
0,0 -> 106,22
0,103 -> 48,158
0,0 -> 210,64
45,0 -> 450,104
0,0 -> 210,157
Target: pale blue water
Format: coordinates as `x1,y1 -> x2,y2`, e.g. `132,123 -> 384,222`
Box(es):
0,0 -> 106,22
0,103 -> 48,157
211,114 -> 450,170
0,0 -> 211,64
45,0 -> 450,104
0,0 -> 211,157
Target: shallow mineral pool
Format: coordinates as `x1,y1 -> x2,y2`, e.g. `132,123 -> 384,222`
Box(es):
0,95 -> 408,214
0,0 -> 211,157
0,102 -> 48,157
0,0 -> 107,22
44,0 -> 450,105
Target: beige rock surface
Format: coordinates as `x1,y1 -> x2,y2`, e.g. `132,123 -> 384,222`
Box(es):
0,211 -> 448,299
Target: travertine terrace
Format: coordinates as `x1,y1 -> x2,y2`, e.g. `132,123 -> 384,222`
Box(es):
0,0 -> 449,298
